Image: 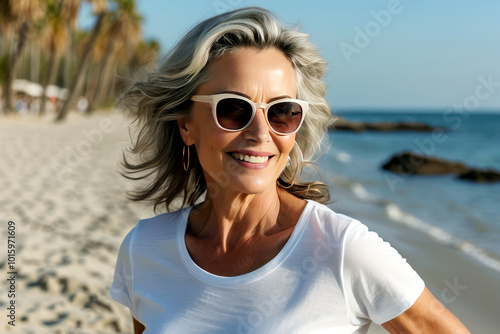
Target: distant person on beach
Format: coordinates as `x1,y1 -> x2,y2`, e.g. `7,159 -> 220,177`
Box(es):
110,7 -> 470,334
15,95 -> 28,114
30,97 -> 40,114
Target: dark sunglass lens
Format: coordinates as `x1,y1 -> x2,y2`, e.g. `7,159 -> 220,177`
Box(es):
268,102 -> 303,133
216,98 -> 253,130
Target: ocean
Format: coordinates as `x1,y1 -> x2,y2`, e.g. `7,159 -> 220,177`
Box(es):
318,111 -> 500,275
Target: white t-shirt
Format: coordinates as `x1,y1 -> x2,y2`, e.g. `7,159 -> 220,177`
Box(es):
110,200 -> 425,334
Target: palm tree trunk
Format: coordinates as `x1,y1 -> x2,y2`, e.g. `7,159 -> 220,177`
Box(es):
87,40 -> 114,114
104,61 -> 117,105
4,22 -> 29,114
64,26 -> 73,88
0,34 -> 9,56
31,41 -> 40,84
55,11 -> 106,122
85,62 -> 98,103
40,48 -> 58,115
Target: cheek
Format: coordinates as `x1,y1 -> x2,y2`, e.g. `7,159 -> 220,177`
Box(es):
193,127 -> 234,163
275,136 -> 296,169
191,112 -> 221,146
279,135 -> 296,156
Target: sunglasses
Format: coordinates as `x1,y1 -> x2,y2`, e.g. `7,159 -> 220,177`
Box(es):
191,93 -> 309,135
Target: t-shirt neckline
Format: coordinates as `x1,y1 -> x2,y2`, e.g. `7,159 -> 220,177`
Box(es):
176,200 -> 314,286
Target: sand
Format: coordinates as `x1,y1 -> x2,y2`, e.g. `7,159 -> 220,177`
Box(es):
1,111 -> 153,333
1,111 -> 497,333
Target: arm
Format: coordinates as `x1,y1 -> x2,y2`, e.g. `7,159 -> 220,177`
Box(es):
382,287 -> 470,333
132,316 -> 145,334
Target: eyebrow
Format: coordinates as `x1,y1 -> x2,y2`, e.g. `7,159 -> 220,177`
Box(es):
217,91 -> 293,102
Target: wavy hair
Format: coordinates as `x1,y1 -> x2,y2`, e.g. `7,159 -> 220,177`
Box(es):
121,7 -> 334,211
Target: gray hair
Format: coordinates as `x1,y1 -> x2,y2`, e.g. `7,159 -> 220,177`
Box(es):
121,7 -> 334,211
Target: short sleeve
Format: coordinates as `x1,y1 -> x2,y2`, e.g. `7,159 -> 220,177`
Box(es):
341,220 -> 425,325
110,226 -> 138,317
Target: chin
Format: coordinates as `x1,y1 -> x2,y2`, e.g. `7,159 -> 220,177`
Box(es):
203,167 -> 280,197
230,177 -> 276,195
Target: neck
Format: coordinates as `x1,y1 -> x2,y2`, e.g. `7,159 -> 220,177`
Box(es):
189,186 -> 295,253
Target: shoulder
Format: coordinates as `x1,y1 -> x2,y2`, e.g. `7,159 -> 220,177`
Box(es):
138,208 -> 189,232
305,200 -> 410,274
305,200 -> 364,242
122,207 -> 192,251
307,202 -> 427,325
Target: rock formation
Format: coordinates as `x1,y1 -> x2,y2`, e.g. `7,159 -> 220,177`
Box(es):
381,151 -> 500,183
332,117 -> 436,132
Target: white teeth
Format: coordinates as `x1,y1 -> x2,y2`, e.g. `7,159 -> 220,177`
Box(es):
231,153 -> 270,163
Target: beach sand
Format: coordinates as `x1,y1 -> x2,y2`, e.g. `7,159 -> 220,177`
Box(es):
1,112 -> 497,333
1,111 -> 151,333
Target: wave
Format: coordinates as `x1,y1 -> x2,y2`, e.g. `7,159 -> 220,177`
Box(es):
351,183 -> 380,202
385,203 -> 500,274
341,178 -> 500,274
334,151 -> 352,163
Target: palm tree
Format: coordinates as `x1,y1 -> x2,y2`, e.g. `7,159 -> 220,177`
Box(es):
39,0 -> 67,115
2,0 -> 46,114
86,0 -> 141,114
55,0 -> 107,122
0,1 -> 14,35
0,1 -> 15,92
61,0 -> 81,89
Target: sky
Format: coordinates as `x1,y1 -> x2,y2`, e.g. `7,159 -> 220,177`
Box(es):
80,0 -> 500,111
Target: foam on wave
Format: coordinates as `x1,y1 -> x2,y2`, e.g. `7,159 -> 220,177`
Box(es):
385,202 -> 500,274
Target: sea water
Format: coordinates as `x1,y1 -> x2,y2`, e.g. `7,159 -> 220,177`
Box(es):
318,111 -> 500,274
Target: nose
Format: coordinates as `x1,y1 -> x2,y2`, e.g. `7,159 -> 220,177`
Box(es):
242,107 -> 271,143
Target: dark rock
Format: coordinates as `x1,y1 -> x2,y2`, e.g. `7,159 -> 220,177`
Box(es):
332,118 -> 365,132
381,151 -> 468,175
457,170 -> 500,183
332,117 -> 437,132
382,151 -> 500,183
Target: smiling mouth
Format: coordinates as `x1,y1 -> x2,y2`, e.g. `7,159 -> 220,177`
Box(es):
230,153 -> 271,163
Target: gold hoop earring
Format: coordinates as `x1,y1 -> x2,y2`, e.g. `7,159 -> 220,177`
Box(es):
182,145 -> 190,171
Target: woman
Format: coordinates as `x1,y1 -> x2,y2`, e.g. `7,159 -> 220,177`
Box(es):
110,7 -> 470,334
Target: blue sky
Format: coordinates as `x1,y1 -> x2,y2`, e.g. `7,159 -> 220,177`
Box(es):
80,0 -> 500,111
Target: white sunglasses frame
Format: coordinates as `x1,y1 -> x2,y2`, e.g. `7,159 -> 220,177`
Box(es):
190,93 -> 309,135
